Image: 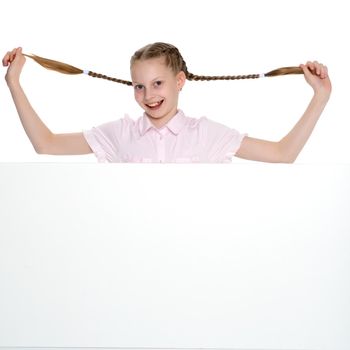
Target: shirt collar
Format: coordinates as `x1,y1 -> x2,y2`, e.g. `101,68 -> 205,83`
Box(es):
138,109 -> 186,137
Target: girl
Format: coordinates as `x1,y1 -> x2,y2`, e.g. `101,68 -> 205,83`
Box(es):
2,43 -> 331,163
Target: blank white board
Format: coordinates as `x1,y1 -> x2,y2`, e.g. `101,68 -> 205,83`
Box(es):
0,163 -> 349,350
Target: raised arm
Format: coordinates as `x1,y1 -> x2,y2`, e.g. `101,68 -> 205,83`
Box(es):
3,47 -> 92,155
235,61 -> 331,163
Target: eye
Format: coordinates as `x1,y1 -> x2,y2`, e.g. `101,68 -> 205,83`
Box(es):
154,80 -> 162,87
134,84 -> 144,91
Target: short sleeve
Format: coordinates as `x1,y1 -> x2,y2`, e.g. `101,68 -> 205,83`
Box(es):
203,118 -> 247,163
83,119 -> 124,163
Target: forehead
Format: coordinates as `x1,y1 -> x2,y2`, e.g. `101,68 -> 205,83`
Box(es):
131,57 -> 174,81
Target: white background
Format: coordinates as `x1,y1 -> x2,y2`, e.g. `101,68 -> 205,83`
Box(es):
0,0 -> 349,163
1,1 -> 350,350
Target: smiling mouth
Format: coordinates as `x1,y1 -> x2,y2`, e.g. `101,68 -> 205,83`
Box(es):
145,99 -> 164,109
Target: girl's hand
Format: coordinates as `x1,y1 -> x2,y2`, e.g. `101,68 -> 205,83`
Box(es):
300,61 -> 332,99
2,47 -> 26,86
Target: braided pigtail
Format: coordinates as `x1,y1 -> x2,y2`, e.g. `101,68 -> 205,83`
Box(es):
180,56 -> 262,81
24,53 -> 132,86
87,71 -> 132,86
185,66 -> 303,81
265,66 -> 303,77
186,72 -> 260,81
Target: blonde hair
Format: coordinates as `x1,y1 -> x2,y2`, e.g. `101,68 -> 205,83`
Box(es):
131,42 -> 302,81
24,42 -> 303,85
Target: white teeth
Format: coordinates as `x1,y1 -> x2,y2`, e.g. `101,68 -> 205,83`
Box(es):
147,100 -> 163,107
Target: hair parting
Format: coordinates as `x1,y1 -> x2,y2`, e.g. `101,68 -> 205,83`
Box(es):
23,44 -> 303,87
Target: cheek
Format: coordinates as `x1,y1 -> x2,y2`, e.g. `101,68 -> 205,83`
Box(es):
163,85 -> 177,98
134,90 -> 143,103
169,86 -> 180,99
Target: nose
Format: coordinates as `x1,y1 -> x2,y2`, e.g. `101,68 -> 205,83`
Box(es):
144,87 -> 156,102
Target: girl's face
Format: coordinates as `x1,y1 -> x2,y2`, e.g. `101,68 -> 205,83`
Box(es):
131,57 -> 186,128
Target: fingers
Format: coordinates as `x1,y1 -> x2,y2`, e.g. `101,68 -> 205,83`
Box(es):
300,60 -> 328,79
2,47 -> 23,67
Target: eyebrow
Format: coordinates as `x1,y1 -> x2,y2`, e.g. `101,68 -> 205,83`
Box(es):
132,76 -> 164,85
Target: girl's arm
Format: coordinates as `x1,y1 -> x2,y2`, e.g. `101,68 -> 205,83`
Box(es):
235,61 -> 331,163
3,47 -> 92,155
